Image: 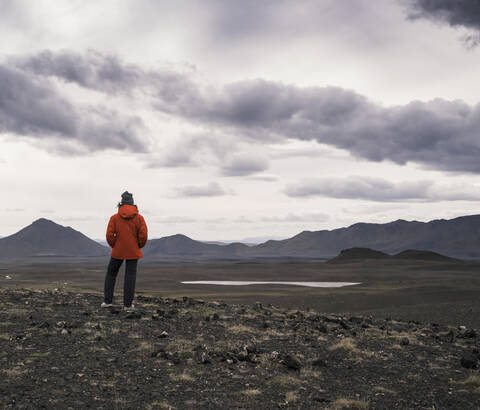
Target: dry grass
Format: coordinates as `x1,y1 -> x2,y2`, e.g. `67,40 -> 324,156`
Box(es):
137,341 -> 155,357
264,328 -> 290,337
89,345 -> 108,353
227,324 -> 257,334
269,375 -> 303,387
238,312 -> 260,319
328,338 -> 358,354
389,334 -> 415,345
145,401 -> 175,409
167,337 -> 196,352
453,374 -> 480,389
169,371 -> 194,382
373,386 -> 396,395
3,368 -> 30,379
8,308 -> 29,315
330,398 -> 369,409
300,368 -> 322,379
285,390 -> 299,403
241,388 -> 262,397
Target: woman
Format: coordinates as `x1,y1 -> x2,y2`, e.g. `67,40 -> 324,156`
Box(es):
102,191 -> 148,309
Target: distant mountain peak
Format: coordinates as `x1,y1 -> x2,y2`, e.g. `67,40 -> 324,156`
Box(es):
32,218 -> 56,225
0,218 -> 107,258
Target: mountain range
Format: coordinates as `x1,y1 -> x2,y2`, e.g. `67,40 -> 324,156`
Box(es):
1,214 -> 480,259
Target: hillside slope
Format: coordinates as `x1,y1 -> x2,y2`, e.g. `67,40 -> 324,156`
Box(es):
248,215 -> 480,259
0,218 -> 108,258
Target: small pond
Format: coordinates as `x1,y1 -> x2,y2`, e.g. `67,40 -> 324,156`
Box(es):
180,281 -> 360,288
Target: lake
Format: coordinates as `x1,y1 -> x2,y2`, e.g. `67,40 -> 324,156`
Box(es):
180,281 -> 361,288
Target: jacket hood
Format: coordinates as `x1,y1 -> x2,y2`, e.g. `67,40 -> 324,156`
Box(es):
118,204 -> 139,219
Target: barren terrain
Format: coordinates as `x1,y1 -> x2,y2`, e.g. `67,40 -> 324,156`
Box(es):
1,258 -> 480,408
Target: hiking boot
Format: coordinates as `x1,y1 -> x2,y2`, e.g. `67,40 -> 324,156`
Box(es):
124,303 -> 135,311
101,302 -> 113,308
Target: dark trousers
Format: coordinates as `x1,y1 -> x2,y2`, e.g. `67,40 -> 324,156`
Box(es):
104,257 -> 138,307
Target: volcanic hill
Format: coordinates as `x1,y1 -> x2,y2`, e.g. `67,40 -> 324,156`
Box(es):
0,218 -> 108,258
327,248 -> 459,264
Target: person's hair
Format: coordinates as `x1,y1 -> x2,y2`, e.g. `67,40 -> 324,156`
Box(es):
117,202 -> 138,209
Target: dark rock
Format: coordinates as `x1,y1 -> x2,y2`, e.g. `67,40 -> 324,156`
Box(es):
458,328 -> 477,339
311,358 -> 327,367
236,351 -> 249,361
152,349 -> 166,358
340,320 -> 350,330
201,352 -> 211,364
212,313 -> 220,320
283,353 -> 302,370
125,312 -> 141,319
316,324 -> 328,333
311,394 -> 331,403
246,345 -> 258,354
167,352 -> 180,364
400,338 -> 410,346
460,354 -> 478,369
441,330 -> 456,343
167,308 -> 178,316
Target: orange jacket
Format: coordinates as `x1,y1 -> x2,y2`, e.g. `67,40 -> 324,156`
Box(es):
106,205 -> 148,259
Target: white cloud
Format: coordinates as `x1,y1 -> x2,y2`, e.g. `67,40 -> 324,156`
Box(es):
175,182 -> 227,197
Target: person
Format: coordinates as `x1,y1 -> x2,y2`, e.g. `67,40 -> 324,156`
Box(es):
101,191 -> 148,309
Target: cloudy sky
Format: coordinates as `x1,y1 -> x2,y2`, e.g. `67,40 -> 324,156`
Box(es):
1,0 -> 480,241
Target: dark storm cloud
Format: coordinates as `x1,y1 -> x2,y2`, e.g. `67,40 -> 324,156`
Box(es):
13,49 -> 141,94
406,0 -> 480,30
174,80 -> 480,174
13,50 -> 480,173
285,176 -> 480,202
175,182 -> 227,197
406,0 -> 480,46
13,49 -> 200,103
0,63 -> 147,153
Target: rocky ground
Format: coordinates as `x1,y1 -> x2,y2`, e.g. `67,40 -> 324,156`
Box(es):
0,288 -> 479,409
